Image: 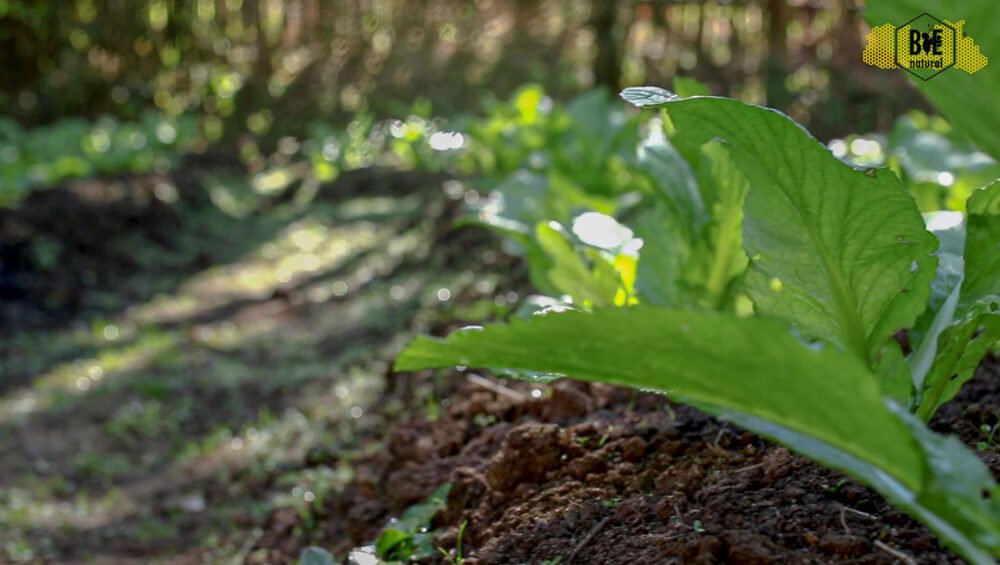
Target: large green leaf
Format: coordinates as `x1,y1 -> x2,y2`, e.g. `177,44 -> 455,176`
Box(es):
632,204 -> 694,307
623,90 -> 938,368
864,1 -> 1000,161
398,309 -> 921,483
396,308 -> 1000,563
554,88 -> 643,197
917,299 -> 1000,421
889,404 -> 1000,564
917,183 -> 1000,419
907,213 -> 966,397
631,132 -> 705,307
633,140 -> 748,310
633,131 -> 705,224
962,183 -> 1000,309
689,142 -> 750,309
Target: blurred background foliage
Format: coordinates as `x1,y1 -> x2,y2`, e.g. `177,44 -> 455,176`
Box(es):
3,0 -> 994,212
3,0 -> 924,142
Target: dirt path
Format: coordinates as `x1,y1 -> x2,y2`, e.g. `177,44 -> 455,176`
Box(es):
0,168 -> 493,564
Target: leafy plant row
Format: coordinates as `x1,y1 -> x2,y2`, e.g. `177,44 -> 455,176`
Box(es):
395,82 -> 1000,565
0,103 -> 458,211
0,112 -> 198,208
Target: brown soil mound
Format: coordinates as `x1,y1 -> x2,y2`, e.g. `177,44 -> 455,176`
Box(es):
251,357 -> 999,564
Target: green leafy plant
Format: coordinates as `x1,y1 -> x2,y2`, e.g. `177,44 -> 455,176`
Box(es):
396,90 -> 1000,563
978,421 -> 1000,452
629,122 -> 749,311
374,483 -> 451,562
0,112 -> 196,208
456,87 -> 654,310
302,106 -> 458,183
457,85 -> 641,186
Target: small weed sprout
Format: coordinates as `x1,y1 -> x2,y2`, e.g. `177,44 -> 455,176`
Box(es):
437,519 -> 468,565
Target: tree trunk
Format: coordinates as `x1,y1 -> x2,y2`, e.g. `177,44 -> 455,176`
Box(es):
765,0 -> 791,107
591,0 -> 621,90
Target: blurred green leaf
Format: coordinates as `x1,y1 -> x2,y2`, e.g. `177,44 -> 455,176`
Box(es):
374,483 -> 450,562
298,547 -> 341,565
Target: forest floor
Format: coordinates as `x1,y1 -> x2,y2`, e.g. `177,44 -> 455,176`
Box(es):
0,164 -> 997,564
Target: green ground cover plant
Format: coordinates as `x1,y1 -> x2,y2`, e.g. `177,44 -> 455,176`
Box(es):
0,112 -> 197,208
395,72 -> 1000,565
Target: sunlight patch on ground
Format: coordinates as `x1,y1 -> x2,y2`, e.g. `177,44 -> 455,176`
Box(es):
0,484 -> 132,532
217,219 -> 385,293
128,216 -> 396,326
0,332 -> 174,424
